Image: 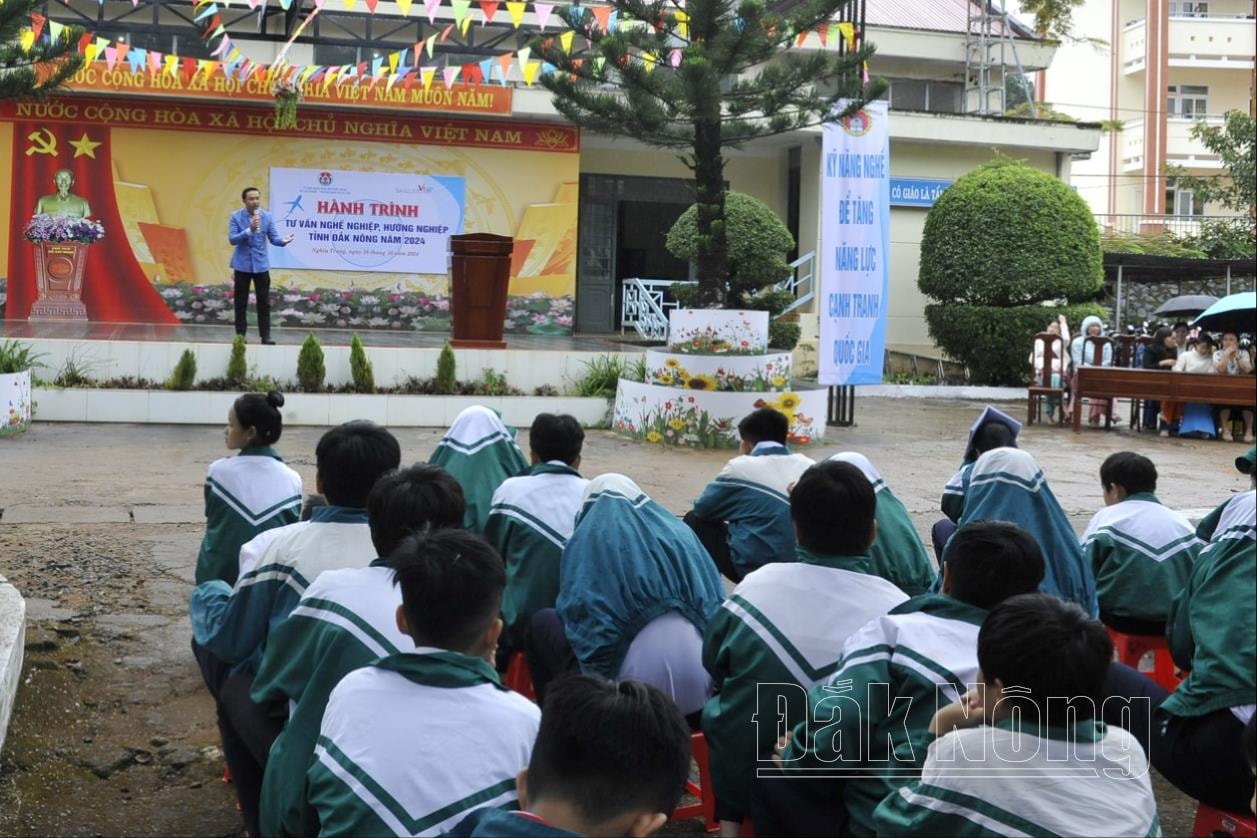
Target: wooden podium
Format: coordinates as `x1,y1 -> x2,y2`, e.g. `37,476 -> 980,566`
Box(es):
449,233 -> 513,349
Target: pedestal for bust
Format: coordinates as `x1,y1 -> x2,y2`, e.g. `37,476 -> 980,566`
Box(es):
29,241 -> 89,321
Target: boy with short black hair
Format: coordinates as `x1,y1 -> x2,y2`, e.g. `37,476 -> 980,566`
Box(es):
190,420 -> 401,835
763,521 -> 1046,836
483,413 -> 589,659
685,407 -> 815,581
1082,451 -> 1201,635
702,460 -> 908,834
875,593 -> 1157,837
253,464 -> 466,837
308,529 -> 540,836
454,674 -> 693,837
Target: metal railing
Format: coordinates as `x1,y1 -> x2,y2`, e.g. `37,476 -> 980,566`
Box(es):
619,251 -> 818,340
1095,213 -> 1249,238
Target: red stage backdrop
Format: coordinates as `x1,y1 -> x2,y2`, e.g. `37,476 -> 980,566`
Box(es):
6,122 -> 178,323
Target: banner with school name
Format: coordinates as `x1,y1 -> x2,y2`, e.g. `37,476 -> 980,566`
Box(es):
269,167 -> 465,274
818,100 -> 890,386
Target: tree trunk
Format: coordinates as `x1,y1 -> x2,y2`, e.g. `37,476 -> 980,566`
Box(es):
693,117 -> 728,309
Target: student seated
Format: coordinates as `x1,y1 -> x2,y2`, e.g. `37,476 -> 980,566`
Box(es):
761,521 -> 1045,837
190,420 -> 401,835
942,447 -> 1098,616
827,452 -> 935,594
483,413 -> 590,660
429,405 -> 529,533
875,593 -> 1157,837
684,407 -> 815,581
1104,456 -> 1255,814
307,529 -> 540,836
702,460 -> 910,835
452,675 -> 693,837
933,406 -> 1019,558
1081,451 -> 1201,635
252,464 -> 467,838
527,474 -> 724,713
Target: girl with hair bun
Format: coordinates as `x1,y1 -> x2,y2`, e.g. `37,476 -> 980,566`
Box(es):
195,390 -> 303,585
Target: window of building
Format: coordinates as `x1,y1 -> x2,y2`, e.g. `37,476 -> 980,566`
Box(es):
1165,181 -> 1204,216
313,43 -> 360,66
886,78 -> 964,114
1169,1 -> 1209,16
1167,84 -> 1209,117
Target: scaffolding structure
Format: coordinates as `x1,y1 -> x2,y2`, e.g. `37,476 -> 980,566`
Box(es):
964,0 -> 1037,118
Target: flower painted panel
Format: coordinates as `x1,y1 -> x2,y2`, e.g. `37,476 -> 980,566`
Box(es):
0,371 -> 32,437
667,309 -> 768,355
613,379 -> 826,449
645,350 -> 793,392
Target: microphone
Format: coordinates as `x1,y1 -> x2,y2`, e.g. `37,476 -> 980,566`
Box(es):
250,205 -> 260,233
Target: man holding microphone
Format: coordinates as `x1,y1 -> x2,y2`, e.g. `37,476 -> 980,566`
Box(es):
229,186 -> 294,344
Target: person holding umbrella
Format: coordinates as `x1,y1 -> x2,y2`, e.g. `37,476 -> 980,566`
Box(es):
1213,331 -> 1254,442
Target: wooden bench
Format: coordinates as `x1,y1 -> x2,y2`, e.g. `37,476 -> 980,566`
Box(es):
1073,368 -> 1255,433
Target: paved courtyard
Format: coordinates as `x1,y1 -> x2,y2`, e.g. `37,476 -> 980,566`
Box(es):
1,396 -> 1248,835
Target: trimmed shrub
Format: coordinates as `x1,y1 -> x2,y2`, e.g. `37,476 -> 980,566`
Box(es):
226,335 -> 247,385
296,333 -> 326,393
925,302 -> 1107,385
434,341 -> 457,395
167,349 -> 198,391
918,158 -> 1103,306
666,192 -> 795,305
769,320 -> 801,351
349,333 -> 375,393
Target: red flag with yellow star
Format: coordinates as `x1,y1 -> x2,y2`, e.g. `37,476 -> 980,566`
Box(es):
6,123 -> 177,323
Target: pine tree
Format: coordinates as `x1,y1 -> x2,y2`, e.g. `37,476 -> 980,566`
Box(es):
0,0 -> 85,101
536,0 -> 883,307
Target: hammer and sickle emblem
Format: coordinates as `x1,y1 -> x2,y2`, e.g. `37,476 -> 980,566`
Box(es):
26,129 -> 58,157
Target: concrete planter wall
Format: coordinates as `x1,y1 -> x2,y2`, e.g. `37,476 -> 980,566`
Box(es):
1,370 -> 32,437
0,574 -> 24,756
32,388 -> 611,428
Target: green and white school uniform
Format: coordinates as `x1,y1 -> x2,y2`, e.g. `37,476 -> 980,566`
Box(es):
1162,490 -> 1256,720
783,594 -> 986,837
189,505 -> 376,671
700,548 -> 908,823
940,461 -> 973,524
828,452 -> 936,594
874,718 -> 1159,837
308,650 -> 540,837
691,443 -> 815,576
252,560 -> 414,837
482,462 -> 588,648
1080,493 -> 1201,626
429,406 -> 529,533
196,446 -> 302,585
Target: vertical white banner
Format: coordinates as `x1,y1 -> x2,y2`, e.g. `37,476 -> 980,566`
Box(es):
818,100 -> 890,386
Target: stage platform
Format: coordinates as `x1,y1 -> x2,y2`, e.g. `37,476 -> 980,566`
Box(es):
4,321 -> 649,394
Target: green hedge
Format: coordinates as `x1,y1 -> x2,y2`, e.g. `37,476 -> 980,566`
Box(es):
666,192 -> 794,303
918,158 -> 1103,306
925,302 -> 1107,385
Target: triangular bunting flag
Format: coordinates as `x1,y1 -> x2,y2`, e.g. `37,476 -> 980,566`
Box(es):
479,0 -> 498,24
397,0 -> 412,13
522,59 -> 540,85
459,14 -> 471,35
439,23 -> 454,42
48,20 -> 65,45
817,25 -> 827,47
425,33 -> 437,56
198,59 -> 214,78
389,50 -> 402,72
506,0 -> 524,27
533,2 -> 553,30
29,13 -> 46,40
343,0 -> 356,8
127,47 -> 145,74
642,51 -> 656,73
838,21 -> 855,50
364,0 -> 378,10
670,48 -> 681,67
423,0 -> 440,23
450,0 -> 470,25
115,41 -> 130,64
674,9 -> 687,38
442,65 -> 460,88
497,51 -> 512,78
591,5 -> 610,32
93,36 -> 110,58
593,54 -> 605,73
463,61 -> 482,84
559,29 -> 573,52
607,9 -> 618,32
516,45 -> 530,67
371,56 -> 384,77
193,2 -> 218,21
478,57 -> 493,84
420,65 -> 436,89
20,29 -> 36,54
77,33 -> 92,55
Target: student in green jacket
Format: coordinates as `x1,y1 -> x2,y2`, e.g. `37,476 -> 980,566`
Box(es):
932,406 -> 1019,559
758,521 -> 1045,837
1104,446 -> 1256,813
452,675 -> 693,838
1081,451 -> 1202,635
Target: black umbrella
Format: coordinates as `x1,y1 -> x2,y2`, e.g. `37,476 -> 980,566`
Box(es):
1153,294 -> 1217,318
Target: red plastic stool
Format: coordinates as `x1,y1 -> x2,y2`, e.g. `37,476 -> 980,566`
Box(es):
1192,803 -> 1256,838
1105,627 -> 1182,692
671,732 -> 718,832
504,651 -> 536,701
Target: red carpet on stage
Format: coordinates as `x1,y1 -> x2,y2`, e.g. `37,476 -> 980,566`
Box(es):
6,122 -> 177,324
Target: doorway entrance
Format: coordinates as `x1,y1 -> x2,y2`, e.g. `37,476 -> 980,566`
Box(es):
575,174 -> 694,333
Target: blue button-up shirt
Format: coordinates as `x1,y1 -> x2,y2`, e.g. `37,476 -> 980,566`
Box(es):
228,207 -> 287,273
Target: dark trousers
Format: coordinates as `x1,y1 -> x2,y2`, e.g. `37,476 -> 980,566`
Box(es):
233,270 -> 272,338
683,511 -> 743,583
526,609 -> 579,705
1104,661 -> 1252,812
751,772 -> 849,838
931,518 -> 957,564
1100,610 -> 1167,637
193,640 -> 284,836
